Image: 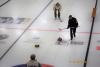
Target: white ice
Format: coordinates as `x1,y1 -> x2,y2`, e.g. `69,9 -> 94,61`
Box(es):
0,0 -> 98,67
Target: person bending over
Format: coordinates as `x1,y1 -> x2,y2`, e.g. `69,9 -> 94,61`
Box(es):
27,54 -> 41,67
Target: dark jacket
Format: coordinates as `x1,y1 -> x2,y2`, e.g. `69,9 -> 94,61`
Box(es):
67,17 -> 78,28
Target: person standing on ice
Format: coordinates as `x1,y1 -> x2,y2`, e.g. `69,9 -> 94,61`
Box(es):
53,2 -> 62,20
67,15 -> 79,40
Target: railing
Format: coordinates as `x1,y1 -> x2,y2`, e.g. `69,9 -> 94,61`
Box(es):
83,0 -> 98,67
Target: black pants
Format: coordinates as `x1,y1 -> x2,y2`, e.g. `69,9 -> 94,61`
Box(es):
54,9 -> 60,19
70,28 -> 76,40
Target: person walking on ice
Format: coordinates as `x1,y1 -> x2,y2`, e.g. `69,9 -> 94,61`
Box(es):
67,15 -> 79,40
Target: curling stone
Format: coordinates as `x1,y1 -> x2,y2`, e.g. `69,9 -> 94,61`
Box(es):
57,37 -> 62,42
35,44 -> 40,48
